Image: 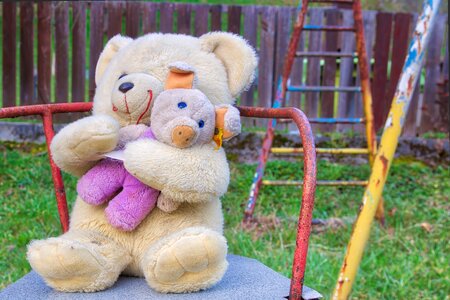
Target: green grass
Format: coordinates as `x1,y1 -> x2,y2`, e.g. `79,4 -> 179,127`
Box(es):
0,143 -> 449,299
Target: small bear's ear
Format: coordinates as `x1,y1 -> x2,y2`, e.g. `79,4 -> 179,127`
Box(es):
95,35 -> 133,85
165,62 -> 196,90
214,104 -> 241,142
200,32 -> 257,98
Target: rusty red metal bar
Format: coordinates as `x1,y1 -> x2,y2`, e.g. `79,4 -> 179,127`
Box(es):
1,103 -> 316,299
238,106 -> 317,300
0,102 -> 93,232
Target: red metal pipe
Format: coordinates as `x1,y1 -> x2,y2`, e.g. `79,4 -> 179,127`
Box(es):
1,103 -> 317,299
238,106 -> 317,300
0,102 -> 92,232
41,110 -> 70,232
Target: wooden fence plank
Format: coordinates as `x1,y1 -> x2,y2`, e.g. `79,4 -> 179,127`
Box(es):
320,9 -> 340,132
419,14 -> 446,134
289,7 -> 305,131
89,2 -> 105,100
107,2 -> 123,39
337,9 -> 356,132
177,4 -> 192,35
194,4 -> 209,37
385,13 -> 412,110
143,2 -> 158,34
55,2 -> 69,103
210,5 -> 222,31
240,5 -> 258,126
2,2 -> 17,107
72,2 -> 86,102
228,6 -> 242,34
403,84 -> 420,136
126,1 -> 141,38
372,12 -> 393,131
436,28 -> 449,132
304,9 -> 324,120
20,2 -> 34,106
37,2 -> 52,104
256,6 -> 277,125
273,7 -> 290,100
160,3 -> 175,33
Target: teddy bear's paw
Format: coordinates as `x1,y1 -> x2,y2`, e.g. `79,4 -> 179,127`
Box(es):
142,227 -> 228,293
27,237 -> 120,292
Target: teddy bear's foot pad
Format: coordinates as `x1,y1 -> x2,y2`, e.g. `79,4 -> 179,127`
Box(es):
142,228 -> 228,293
2,255 -> 322,299
26,236 -> 129,293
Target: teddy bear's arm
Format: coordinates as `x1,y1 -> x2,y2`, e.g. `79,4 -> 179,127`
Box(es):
124,139 -> 230,203
51,115 -> 120,177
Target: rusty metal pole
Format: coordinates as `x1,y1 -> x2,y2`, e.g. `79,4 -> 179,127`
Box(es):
238,106 -> 317,300
0,102 -> 93,232
333,1 -> 442,298
352,0 -> 387,224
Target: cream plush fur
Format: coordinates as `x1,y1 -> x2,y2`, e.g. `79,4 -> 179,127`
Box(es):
27,32 -> 257,294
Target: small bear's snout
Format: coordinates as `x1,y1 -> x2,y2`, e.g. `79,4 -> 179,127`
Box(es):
171,125 -> 196,148
118,82 -> 134,93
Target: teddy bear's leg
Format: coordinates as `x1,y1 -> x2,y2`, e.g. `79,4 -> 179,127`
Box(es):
77,159 -> 126,205
105,174 -> 159,231
141,227 -> 228,293
27,229 -> 131,292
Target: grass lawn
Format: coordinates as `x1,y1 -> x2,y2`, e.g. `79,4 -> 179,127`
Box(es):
0,142 -> 449,299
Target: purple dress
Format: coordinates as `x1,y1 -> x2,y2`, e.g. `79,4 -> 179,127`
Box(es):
77,129 -> 160,231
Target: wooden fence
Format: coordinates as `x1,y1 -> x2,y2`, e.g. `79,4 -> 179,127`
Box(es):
1,2 -> 448,136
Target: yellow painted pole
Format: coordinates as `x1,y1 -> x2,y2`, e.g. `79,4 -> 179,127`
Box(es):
332,1 -> 442,298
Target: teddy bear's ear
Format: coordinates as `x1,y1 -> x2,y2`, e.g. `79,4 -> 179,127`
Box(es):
200,32 -> 257,98
95,35 -> 133,85
165,62 -> 196,90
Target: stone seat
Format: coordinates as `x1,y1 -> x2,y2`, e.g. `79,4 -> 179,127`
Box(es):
1,254 -> 321,300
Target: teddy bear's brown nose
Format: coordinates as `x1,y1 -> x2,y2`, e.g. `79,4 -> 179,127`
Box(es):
119,82 -> 134,93
171,125 -> 196,148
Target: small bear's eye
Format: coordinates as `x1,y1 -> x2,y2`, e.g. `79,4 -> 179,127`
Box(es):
178,102 -> 187,109
198,120 -> 205,128
119,73 -> 127,79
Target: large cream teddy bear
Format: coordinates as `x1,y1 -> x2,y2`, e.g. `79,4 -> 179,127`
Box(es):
26,33 -> 257,293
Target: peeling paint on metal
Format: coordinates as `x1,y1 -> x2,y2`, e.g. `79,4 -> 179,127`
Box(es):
333,0 -> 442,298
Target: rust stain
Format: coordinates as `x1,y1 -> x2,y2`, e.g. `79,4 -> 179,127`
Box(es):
380,154 -> 389,176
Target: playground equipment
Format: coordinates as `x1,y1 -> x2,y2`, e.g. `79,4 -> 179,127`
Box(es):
244,0 -> 382,223
0,104 -> 319,300
333,1 -> 442,298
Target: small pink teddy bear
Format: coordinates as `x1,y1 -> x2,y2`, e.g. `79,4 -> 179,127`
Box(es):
77,63 -> 241,231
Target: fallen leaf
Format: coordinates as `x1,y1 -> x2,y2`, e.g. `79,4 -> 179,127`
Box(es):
420,222 -> 433,232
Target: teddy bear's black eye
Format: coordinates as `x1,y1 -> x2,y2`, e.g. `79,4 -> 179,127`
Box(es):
178,102 -> 187,109
119,73 -> 127,79
198,120 -> 205,128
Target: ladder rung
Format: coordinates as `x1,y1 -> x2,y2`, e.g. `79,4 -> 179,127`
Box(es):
303,25 -> 355,32
295,51 -> 357,58
309,117 -> 365,124
287,86 -> 362,93
262,180 -> 368,186
271,148 -> 369,154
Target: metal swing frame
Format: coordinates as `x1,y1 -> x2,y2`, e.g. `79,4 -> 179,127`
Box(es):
0,103 -> 317,300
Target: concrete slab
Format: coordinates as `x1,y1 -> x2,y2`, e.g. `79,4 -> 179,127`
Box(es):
1,255 -> 321,300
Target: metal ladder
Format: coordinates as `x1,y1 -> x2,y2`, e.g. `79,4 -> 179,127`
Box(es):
244,0 -> 379,222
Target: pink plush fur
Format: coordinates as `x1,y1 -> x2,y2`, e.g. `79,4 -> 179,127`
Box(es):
77,129 -> 159,231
